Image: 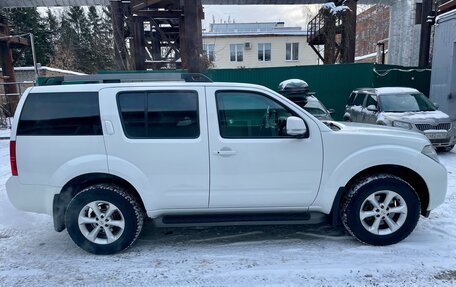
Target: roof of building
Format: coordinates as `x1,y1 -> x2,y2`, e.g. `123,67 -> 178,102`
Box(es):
203,22 -> 308,37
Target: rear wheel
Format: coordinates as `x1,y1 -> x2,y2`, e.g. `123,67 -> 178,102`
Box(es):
342,174 -> 420,246
65,184 -> 144,254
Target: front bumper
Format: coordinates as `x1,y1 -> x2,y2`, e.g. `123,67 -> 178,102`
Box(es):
428,136 -> 456,148
6,176 -> 59,215
421,156 -> 448,211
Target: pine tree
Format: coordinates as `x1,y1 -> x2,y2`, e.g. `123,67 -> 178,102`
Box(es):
66,6 -> 94,73
50,13 -> 78,71
45,9 -> 58,60
87,6 -> 115,72
7,8 -> 54,66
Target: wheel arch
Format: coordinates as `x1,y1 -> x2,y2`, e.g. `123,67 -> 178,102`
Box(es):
329,164 -> 429,225
53,173 -> 146,232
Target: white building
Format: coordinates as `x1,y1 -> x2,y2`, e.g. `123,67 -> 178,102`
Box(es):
202,22 -> 320,69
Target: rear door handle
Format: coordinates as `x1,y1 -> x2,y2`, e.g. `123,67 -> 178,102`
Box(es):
216,148 -> 236,157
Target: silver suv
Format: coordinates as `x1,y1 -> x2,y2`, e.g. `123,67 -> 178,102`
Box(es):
344,87 -> 455,152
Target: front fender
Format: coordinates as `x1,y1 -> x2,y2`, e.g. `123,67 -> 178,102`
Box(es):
312,145 -> 430,214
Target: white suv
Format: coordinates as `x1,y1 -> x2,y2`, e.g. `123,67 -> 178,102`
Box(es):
6,75 -> 447,254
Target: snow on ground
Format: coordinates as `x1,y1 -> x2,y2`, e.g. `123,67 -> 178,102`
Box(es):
0,128 -> 10,138
0,139 -> 455,286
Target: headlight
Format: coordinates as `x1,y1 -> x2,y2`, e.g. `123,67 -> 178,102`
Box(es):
422,145 -> 439,163
392,121 -> 412,129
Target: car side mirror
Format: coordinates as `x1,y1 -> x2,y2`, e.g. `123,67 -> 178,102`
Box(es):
328,108 -> 336,115
433,102 -> 439,110
367,105 -> 378,112
286,116 -> 307,137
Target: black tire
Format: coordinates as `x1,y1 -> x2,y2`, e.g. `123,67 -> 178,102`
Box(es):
436,145 -> 454,152
342,174 -> 420,246
65,184 -> 144,255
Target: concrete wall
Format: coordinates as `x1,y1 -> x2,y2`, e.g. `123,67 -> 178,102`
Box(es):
203,35 -> 319,68
430,9 -> 456,121
388,0 -> 422,66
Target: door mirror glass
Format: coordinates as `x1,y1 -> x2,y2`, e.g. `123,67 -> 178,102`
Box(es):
367,105 -> 378,112
286,116 -> 307,137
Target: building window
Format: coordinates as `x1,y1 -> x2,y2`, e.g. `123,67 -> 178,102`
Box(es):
230,44 -> 244,62
286,42 -> 299,61
203,44 -> 215,62
258,43 -> 271,62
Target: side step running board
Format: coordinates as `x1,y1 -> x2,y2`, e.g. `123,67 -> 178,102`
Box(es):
156,212 -> 327,227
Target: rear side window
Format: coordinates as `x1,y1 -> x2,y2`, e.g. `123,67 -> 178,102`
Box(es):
353,93 -> 366,106
17,92 -> 102,136
118,91 -> 199,139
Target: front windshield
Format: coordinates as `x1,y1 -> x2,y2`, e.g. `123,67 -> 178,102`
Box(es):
380,93 -> 436,112
303,101 -> 328,115
287,95 -> 328,115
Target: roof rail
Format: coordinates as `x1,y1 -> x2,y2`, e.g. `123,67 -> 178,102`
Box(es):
38,72 -> 212,86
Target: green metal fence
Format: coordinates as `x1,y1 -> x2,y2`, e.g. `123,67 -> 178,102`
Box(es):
205,63 -> 431,120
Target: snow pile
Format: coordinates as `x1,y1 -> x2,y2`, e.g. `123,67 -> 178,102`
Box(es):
278,79 -> 308,91
322,2 -> 351,15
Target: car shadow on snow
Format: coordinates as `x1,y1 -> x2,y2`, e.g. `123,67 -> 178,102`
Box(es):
135,221 -> 351,247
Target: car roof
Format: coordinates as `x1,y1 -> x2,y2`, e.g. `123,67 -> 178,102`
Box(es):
353,87 -> 419,95
27,82 -> 270,94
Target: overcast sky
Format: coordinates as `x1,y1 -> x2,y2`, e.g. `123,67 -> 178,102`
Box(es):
202,5 -> 321,30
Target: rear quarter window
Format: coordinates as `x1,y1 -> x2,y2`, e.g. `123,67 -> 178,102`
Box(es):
17,92 -> 102,136
347,93 -> 356,106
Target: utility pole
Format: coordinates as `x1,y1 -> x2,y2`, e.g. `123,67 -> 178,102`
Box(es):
418,0 -> 433,67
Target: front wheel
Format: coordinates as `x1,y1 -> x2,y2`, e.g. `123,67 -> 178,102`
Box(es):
65,184 -> 144,254
342,174 -> 420,246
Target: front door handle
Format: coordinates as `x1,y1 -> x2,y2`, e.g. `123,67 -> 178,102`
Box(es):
216,147 -> 236,157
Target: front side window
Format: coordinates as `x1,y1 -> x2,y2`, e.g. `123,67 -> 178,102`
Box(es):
17,92 -> 102,136
286,42 -> 299,61
364,94 -> 378,108
216,91 -> 295,138
230,44 -> 244,62
203,43 -> 215,62
258,43 -> 271,62
118,91 -> 199,139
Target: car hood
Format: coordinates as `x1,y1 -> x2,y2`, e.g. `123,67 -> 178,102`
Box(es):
313,114 -> 333,121
380,110 -> 450,122
331,122 -> 430,148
